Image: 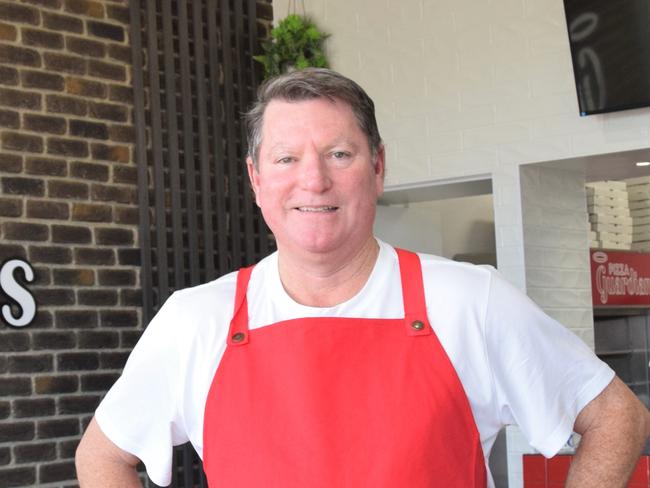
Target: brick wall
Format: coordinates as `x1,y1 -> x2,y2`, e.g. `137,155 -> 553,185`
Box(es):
0,1 -> 137,486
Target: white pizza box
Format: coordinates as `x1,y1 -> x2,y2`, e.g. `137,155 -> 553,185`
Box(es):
586,180 -> 627,190
586,187 -> 627,199
587,204 -> 631,217
589,213 -> 607,223
589,213 -> 633,225
628,188 -> 650,201
599,241 -> 631,250
592,222 -> 633,234
592,215 -> 634,225
633,231 -> 650,242
624,176 -> 650,187
587,194 -> 628,207
629,200 -> 650,210
591,223 -> 632,236
626,182 -> 650,192
598,231 -> 633,244
588,202 -> 628,212
632,225 -> 650,238
631,208 -> 650,218
633,216 -> 650,225
632,241 -> 650,251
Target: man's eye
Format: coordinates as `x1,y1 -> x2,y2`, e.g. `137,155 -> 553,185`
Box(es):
277,156 -> 293,164
332,151 -> 349,159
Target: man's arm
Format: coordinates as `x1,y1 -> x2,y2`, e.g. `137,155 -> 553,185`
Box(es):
76,417 -> 143,488
566,376 -> 650,487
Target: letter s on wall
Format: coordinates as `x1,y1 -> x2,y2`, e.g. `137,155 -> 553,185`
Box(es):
1,258 -> 37,328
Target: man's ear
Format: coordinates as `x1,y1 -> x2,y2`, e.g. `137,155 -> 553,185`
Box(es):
246,157 -> 261,207
374,144 -> 386,197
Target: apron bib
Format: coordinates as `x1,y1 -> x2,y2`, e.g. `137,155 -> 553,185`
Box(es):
203,249 -> 487,487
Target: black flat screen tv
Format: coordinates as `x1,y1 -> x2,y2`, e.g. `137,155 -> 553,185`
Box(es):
564,0 -> 650,116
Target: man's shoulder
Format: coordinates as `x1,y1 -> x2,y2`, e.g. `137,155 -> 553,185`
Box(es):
418,251 -> 494,275
376,241 -> 495,305
419,253 -> 494,304
169,251 -> 278,310
171,269 -> 239,308
383,242 -> 495,283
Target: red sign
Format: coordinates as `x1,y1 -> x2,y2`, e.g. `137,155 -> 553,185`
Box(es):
590,249 -> 650,306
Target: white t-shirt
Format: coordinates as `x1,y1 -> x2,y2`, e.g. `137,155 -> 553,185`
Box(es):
95,239 -> 614,487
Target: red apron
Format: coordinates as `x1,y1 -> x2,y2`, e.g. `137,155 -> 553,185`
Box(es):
203,249 -> 487,487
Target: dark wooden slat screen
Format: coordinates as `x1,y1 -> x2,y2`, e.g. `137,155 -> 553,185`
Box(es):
129,1 -> 274,486
234,0 -> 256,262
207,1 -> 229,274
130,0 -> 154,325
193,0 -> 217,280
161,0 -> 185,290
146,0 -> 171,306
220,0 -> 243,270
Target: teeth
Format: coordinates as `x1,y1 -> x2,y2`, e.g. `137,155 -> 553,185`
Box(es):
297,206 -> 337,212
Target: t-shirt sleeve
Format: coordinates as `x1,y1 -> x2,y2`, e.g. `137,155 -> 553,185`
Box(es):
483,270 -> 615,457
95,292 -> 187,486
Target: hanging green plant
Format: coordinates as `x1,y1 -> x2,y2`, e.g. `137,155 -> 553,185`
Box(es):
254,14 -> 329,78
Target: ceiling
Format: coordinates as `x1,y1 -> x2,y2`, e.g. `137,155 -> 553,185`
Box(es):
584,148 -> 650,182
535,147 -> 650,182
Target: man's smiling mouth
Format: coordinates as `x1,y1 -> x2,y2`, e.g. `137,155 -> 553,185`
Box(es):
296,206 -> 338,212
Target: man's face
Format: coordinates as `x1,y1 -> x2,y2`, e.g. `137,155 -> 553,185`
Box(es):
247,97 -> 384,258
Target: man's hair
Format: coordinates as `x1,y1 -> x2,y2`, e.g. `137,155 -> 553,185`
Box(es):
245,68 -> 382,168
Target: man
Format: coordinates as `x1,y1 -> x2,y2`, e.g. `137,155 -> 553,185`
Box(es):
77,68 -> 649,487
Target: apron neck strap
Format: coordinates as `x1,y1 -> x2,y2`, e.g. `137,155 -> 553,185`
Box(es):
228,265 -> 254,346
228,248 -> 432,344
396,248 -> 433,336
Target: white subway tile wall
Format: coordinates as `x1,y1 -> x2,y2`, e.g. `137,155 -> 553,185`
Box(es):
272,1 -> 649,485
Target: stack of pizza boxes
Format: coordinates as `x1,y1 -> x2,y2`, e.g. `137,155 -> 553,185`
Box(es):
624,176 -> 650,252
586,180 -> 632,250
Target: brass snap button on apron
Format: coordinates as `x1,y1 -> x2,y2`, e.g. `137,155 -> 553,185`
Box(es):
232,332 -> 246,343
411,320 -> 425,331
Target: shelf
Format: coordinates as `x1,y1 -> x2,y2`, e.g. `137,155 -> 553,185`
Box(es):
596,349 -> 634,356
593,307 -> 650,319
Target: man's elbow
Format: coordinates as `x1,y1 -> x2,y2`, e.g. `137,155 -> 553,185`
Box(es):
575,377 -> 649,446
642,403 -> 650,441
620,386 -> 650,449
75,417 -> 141,486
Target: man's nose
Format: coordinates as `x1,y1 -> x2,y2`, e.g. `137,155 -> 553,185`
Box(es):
298,153 -> 332,192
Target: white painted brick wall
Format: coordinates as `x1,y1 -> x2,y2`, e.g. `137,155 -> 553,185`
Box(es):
271,2 -> 646,485
272,0 -> 650,188
521,165 -> 593,342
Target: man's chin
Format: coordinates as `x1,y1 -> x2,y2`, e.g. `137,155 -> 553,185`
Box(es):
277,236 -> 344,256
